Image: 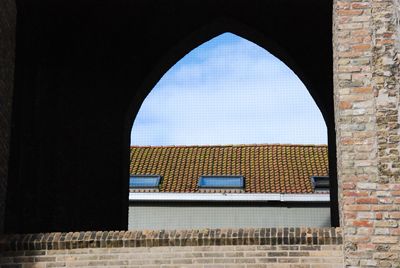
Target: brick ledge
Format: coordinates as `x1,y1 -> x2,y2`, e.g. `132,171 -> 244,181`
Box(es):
0,227 -> 342,251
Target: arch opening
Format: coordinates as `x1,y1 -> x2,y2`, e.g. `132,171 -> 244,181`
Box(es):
127,30 -> 338,230
131,33 -> 327,147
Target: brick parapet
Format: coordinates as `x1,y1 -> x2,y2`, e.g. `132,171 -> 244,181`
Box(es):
0,245 -> 344,268
0,228 -> 344,268
0,228 -> 343,252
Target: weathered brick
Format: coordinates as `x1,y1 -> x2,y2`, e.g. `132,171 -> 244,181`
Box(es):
234,258 -> 256,263
46,262 -> 67,267
192,258 -> 213,264
268,252 -> 288,257
244,252 -> 266,257
34,256 -> 56,262
371,236 -> 398,244
278,258 -> 299,263
351,2 -> 370,9
373,252 -> 398,260
387,212 -> 400,219
351,220 -> 374,227
171,258 -> 193,264
256,258 -> 277,263
339,101 -> 353,109
357,183 -> 377,190
300,258 -> 323,263
355,197 -> 378,204
371,205 -> 397,211
374,228 -> 390,235
203,252 -> 224,258
107,260 -> 129,266
213,258 -> 235,263
87,260 -> 108,266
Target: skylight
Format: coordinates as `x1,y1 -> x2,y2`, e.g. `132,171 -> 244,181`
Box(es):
311,176 -> 330,192
130,175 -> 161,188
198,176 -> 244,189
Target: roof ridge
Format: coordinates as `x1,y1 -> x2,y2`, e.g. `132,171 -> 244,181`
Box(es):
130,143 -> 328,148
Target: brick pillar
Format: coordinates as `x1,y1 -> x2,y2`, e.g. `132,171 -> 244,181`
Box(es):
334,0 -> 400,266
0,0 -> 16,234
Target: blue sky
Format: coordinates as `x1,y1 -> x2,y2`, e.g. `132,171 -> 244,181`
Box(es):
131,33 -> 327,146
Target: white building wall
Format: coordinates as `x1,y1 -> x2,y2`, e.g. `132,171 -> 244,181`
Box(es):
128,204 -> 331,230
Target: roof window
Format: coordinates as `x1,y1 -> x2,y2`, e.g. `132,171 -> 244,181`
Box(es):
198,176 -> 244,189
311,176 -> 330,192
130,175 -> 161,188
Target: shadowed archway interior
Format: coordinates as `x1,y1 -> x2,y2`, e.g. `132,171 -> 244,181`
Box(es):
5,0 -> 335,232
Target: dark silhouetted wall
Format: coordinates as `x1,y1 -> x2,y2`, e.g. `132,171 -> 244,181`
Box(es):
5,0 -> 334,232
0,0 -> 16,234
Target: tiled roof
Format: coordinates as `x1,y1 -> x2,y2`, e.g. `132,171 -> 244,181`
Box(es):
130,144 -> 328,194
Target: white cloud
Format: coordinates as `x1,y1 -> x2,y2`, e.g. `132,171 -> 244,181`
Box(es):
131,33 -> 327,146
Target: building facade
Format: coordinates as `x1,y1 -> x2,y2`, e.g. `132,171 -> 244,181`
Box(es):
128,144 -> 331,229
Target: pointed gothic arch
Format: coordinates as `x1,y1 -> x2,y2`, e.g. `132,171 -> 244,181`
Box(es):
124,17 -> 338,226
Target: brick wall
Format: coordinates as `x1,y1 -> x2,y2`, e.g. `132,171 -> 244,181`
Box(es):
0,0 -> 16,234
0,228 -> 343,268
333,0 -> 400,267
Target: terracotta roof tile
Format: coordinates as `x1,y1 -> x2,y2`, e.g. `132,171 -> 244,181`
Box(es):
130,144 -> 328,194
